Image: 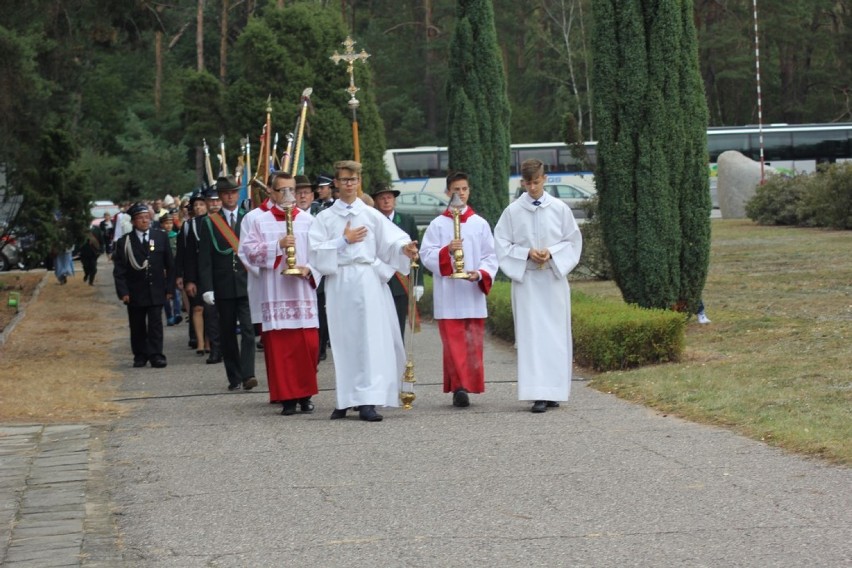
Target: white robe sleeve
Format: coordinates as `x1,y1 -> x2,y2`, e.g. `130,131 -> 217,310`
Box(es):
419,218 -> 444,275
237,213 -> 272,274
494,206 -> 530,283
308,213 -> 340,276
372,210 -> 411,276
547,205 -> 583,279
476,220 -> 499,281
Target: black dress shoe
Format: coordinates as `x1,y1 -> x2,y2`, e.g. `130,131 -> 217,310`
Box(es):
531,400 -> 548,413
281,400 -> 297,416
206,353 -> 223,364
330,408 -> 348,420
150,358 -> 167,368
546,401 -> 560,408
133,360 -> 147,368
318,351 -> 327,361
452,389 -> 470,408
359,405 -> 383,422
243,377 -> 258,390
188,340 -> 198,349
299,397 -> 315,413
227,383 -> 241,392
256,340 -> 264,351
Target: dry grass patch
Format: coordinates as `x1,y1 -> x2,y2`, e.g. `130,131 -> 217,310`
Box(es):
0,270 -> 126,423
580,220 -> 852,464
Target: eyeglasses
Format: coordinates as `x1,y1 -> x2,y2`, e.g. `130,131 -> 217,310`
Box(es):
271,186 -> 295,193
336,177 -> 359,185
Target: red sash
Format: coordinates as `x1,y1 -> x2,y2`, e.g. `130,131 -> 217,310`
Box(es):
208,211 -> 240,251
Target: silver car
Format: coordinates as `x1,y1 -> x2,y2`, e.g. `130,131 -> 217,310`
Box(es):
395,192 -> 449,225
514,183 -> 595,218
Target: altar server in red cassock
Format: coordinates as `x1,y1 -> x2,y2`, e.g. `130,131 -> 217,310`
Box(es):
420,171 -> 498,408
238,172 -> 320,416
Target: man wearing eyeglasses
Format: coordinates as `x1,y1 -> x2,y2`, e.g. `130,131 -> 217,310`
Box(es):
309,160 -> 419,422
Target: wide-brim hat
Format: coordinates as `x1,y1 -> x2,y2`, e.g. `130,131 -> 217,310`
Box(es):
216,175 -> 240,192
294,175 -> 313,189
370,182 -> 399,198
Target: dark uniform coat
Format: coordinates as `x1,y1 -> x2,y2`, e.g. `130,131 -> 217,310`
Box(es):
113,228 -> 174,307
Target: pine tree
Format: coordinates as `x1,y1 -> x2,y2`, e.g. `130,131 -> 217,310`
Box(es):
446,0 -> 511,226
592,0 -> 710,312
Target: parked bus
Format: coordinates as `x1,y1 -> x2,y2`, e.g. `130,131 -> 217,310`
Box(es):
383,142 -> 597,202
384,122 -> 852,200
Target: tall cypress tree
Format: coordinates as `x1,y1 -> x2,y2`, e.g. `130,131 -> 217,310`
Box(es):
446,0 -> 511,226
592,0 -> 710,312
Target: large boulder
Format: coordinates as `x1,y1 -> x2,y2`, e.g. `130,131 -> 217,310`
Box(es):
717,151 -> 776,218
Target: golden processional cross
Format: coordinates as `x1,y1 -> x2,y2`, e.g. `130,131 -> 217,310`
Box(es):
330,35 -> 370,194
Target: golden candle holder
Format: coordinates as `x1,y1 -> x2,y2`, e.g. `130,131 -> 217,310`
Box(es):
448,192 -> 470,279
280,187 -> 303,276
400,257 -> 419,409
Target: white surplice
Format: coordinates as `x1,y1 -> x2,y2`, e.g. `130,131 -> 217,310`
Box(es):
236,201 -> 268,324
494,192 -> 583,401
238,205 -> 319,331
308,198 -> 412,409
420,207 -> 498,319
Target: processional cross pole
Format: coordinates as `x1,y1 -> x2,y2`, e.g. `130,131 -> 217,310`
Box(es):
330,35 -> 370,195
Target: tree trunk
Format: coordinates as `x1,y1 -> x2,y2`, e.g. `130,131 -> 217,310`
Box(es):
196,0 -> 204,72
423,0 -> 436,136
154,30 -> 163,116
220,0 -> 229,83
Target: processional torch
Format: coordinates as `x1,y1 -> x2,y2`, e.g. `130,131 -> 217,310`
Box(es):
202,138 -> 215,187
219,135 -> 229,176
289,88 -> 313,175
400,256 -> 420,409
279,187 -> 303,276
448,192 -> 471,279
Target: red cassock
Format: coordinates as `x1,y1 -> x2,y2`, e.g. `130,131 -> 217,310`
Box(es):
263,328 -> 319,403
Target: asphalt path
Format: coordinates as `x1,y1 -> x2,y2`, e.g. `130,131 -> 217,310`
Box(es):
2,261 -> 848,567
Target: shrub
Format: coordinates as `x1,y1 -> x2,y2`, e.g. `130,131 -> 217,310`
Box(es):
746,172 -> 808,225
419,276 -> 686,372
746,163 -> 852,229
574,195 -> 613,281
798,163 -> 852,229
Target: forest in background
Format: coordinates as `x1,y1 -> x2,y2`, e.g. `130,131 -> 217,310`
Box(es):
0,0 -> 850,221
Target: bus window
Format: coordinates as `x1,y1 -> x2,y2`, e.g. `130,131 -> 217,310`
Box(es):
439,150 -> 449,176
707,133 -> 750,162
395,151 -> 441,179
793,129 -> 851,161
518,148 -> 558,173
756,132 -> 793,162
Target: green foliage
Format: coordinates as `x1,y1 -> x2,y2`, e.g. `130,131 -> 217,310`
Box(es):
446,0 -> 511,227
592,0 -> 710,315
420,276 -> 683,371
745,173 -> 808,226
572,291 -> 686,371
746,164 -> 852,229
575,197 -> 613,280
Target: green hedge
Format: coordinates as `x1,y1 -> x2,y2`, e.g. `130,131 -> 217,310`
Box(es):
420,276 -> 686,372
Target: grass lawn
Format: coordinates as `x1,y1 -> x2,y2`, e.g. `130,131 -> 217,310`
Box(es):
575,219 -> 851,465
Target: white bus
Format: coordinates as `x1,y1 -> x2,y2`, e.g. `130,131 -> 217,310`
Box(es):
384,123 -> 852,203
383,142 -> 597,202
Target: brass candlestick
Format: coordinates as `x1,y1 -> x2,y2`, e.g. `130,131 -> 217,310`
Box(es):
280,187 -> 303,276
448,192 -> 469,279
400,257 -> 419,409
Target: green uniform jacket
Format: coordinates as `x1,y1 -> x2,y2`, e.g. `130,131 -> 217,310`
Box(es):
197,209 -> 249,300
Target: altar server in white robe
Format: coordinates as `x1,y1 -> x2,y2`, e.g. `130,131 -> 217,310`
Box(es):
308,160 -> 420,422
239,172 -> 320,415
420,171 -> 498,408
494,158 -> 583,413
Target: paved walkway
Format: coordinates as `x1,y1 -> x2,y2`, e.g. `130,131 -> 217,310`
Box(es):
1,267 -> 850,566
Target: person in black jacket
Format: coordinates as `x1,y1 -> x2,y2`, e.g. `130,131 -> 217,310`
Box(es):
113,202 -> 175,368
371,183 -> 424,339
197,176 -> 256,391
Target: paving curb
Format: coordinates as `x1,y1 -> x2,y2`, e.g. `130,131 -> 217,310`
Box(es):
0,271 -> 49,347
